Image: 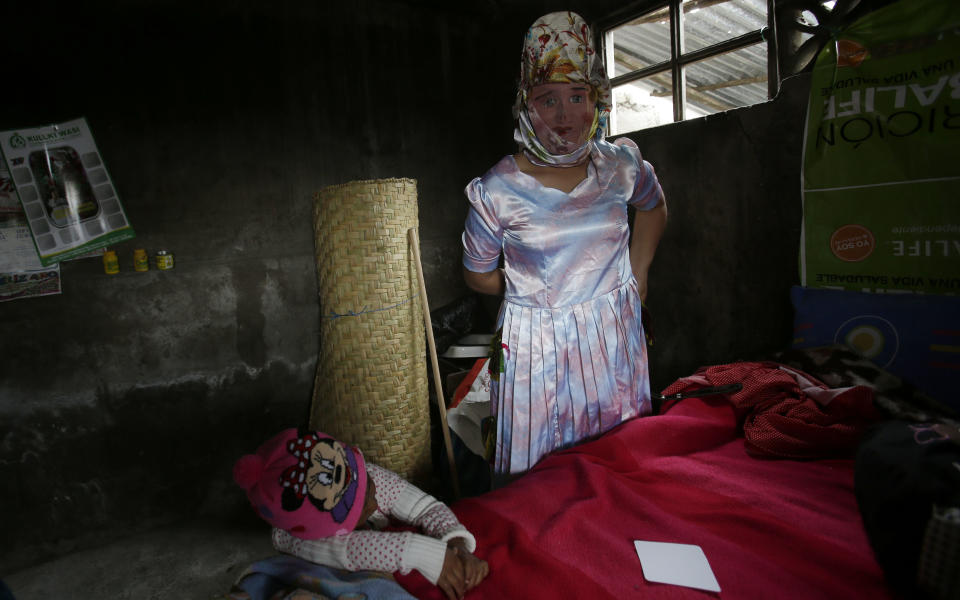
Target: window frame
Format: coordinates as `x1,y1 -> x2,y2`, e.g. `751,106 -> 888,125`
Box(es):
598,0 -> 780,128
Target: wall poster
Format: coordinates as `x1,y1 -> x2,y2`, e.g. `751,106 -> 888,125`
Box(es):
0,117 -> 134,266
0,154 -> 61,301
801,0 -> 960,294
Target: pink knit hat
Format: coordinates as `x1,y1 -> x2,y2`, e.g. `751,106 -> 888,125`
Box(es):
233,428 -> 368,539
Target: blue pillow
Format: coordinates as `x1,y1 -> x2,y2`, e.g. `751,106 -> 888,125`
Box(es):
791,286 -> 960,410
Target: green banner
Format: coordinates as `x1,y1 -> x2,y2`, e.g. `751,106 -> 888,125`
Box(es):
801,0 -> 960,294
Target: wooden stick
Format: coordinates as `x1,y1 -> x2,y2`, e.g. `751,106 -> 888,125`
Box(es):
408,228 -> 461,499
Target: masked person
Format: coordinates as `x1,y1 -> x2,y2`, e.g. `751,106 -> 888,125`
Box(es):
462,11 -> 668,478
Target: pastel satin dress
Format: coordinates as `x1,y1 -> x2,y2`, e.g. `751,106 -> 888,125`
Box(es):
462,139 -> 664,474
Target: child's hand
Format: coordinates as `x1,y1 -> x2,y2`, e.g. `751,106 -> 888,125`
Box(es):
438,546 -> 468,600
447,539 -> 490,594
458,549 -> 490,590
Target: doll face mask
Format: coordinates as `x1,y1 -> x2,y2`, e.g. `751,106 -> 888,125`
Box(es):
527,83 -> 597,155
513,11 -> 612,167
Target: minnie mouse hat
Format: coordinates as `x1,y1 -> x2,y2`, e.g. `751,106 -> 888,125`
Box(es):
233,428 -> 368,539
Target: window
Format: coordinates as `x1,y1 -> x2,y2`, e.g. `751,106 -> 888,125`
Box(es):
602,0 -> 776,134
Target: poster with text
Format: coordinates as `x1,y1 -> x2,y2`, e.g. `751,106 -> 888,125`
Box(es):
801,0 -> 960,294
0,214 -> 61,302
0,117 -> 134,265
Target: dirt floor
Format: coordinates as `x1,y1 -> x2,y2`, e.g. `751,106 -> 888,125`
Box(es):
4,521 -> 275,600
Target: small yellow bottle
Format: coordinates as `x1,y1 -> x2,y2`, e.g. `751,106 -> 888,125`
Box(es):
133,248 -> 149,272
156,250 -> 174,270
103,250 -> 119,274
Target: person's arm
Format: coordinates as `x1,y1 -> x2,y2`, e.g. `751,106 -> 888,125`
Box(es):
462,176 -> 504,296
368,464 -> 487,597
370,464 -> 477,551
629,196 -> 667,303
272,527 -> 398,573
463,266 -> 504,296
272,527 -> 452,586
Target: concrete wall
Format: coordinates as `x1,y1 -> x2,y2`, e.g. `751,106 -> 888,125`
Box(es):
0,0 -> 518,571
628,74 -> 809,392
0,0 -> 808,572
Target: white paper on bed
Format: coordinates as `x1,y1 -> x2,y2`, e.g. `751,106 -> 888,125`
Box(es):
634,540 -> 721,593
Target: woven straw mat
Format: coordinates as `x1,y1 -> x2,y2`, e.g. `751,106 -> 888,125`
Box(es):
310,178 -> 431,485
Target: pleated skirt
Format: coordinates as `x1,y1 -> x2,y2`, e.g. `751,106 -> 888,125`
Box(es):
492,279 -> 651,474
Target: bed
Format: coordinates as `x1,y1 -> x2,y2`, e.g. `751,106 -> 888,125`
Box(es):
395,345 -> 957,599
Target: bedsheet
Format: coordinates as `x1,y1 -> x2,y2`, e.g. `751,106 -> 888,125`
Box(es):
397,396 -> 891,599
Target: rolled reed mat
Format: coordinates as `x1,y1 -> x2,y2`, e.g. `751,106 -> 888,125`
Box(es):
310,178 -> 431,485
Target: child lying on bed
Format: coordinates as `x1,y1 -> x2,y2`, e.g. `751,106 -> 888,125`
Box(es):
233,428 -> 489,600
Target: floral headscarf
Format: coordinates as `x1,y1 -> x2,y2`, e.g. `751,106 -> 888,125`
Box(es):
514,11 -> 612,167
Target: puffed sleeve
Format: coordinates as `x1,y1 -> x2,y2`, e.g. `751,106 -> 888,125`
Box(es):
461,177 -> 503,273
615,137 -> 664,211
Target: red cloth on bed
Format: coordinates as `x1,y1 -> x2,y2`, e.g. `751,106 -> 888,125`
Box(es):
662,361 -> 879,458
397,396 -> 890,599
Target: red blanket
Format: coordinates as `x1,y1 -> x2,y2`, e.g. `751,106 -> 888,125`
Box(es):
398,396 -> 890,599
